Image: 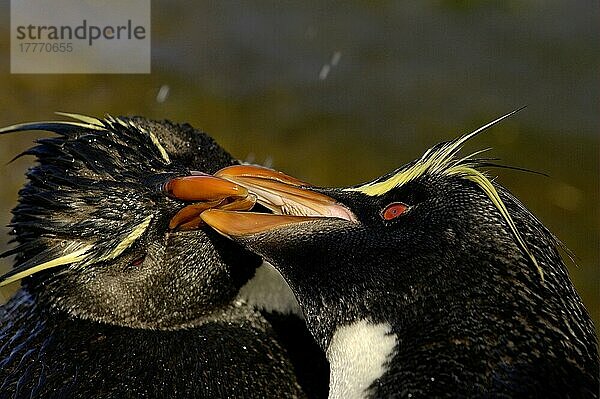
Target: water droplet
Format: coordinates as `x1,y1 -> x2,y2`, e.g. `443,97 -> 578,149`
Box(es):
156,85 -> 170,103
331,51 -> 342,66
319,64 -> 331,80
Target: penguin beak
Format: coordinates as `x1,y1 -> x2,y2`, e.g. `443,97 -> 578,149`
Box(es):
164,173 -> 257,231
164,173 -> 249,202
166,165 -> 356,234
214,165 -> 356,221
202,165 -> 356,237
200,210 -> 322,237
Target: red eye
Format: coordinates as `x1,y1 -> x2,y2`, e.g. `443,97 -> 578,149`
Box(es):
131,256 -> 146,267
382,202 -> 408,220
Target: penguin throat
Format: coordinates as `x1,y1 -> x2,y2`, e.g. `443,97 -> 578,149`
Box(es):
326,320 -> 397,399
235,262 -> 302,316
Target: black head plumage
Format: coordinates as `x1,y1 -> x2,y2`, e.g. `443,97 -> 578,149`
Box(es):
0,113 -> 259,328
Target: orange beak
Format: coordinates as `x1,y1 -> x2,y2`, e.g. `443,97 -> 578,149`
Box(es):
165,165 -> 356,234
200,209 -> 320,238
214,165 -> 356,221
164,173 -> 248,202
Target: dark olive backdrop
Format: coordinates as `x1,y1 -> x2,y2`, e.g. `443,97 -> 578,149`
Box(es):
0,1 -> 598,333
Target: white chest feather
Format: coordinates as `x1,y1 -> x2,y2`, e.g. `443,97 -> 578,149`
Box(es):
327,320 -> 397,399
236,262 -> 302,316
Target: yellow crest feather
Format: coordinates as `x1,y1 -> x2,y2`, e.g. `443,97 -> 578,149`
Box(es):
0,216 -> 153,286
0,244 -> 93,287
344,108 -> 543,280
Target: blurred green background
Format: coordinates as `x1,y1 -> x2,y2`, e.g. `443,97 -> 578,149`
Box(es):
0,1 -> 597,333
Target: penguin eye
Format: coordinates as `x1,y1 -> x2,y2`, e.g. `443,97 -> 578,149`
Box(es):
381,202 -> 409,221
130,255 -> 146,267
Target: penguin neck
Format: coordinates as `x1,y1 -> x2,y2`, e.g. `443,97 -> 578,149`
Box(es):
235,261 -> 302,316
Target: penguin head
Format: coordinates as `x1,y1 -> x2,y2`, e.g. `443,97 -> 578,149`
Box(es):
0,114 -> 261,329
199,111 -> 596,353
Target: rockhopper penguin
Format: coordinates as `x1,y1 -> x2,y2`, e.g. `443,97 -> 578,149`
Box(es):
198,111 -> 599,398
0,114 -> 327,398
